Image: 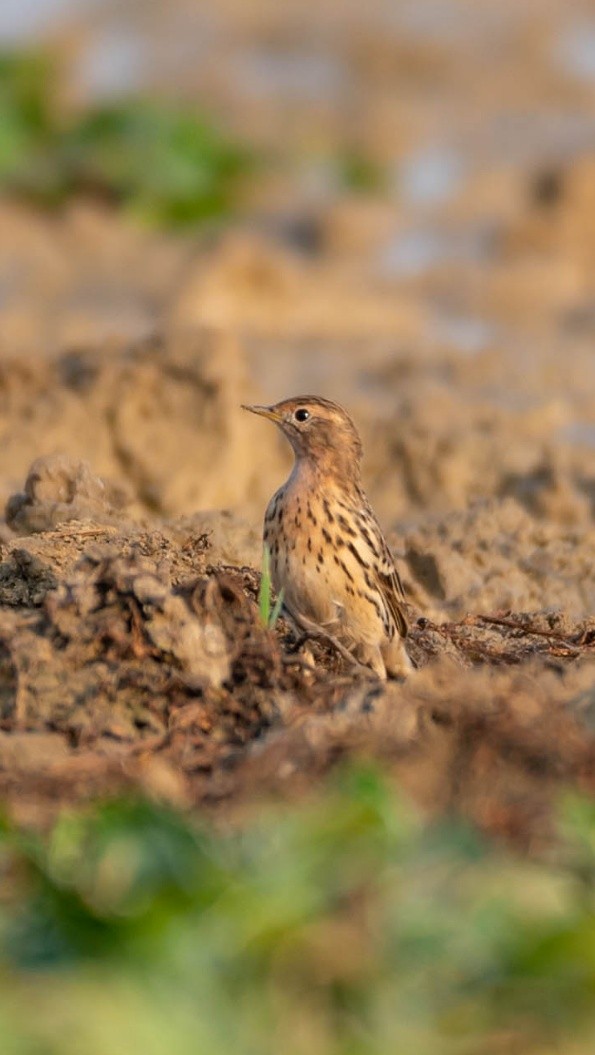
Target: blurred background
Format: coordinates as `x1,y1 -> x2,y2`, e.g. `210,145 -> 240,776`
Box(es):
0,0 -> 594,527
1,5 -> 595,1054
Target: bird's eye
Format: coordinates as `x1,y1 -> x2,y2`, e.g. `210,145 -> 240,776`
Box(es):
294,408 -> 310,423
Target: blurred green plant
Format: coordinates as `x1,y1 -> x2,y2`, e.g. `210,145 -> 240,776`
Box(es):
2,770 -> 595,1054
0,49 -> 253,227
258,544 -> 284,628
335,149 -> 387,195
0,51 -> 56,185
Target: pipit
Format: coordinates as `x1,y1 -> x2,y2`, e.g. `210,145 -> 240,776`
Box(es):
243,395 -> 412,679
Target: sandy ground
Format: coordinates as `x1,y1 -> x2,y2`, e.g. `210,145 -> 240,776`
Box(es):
0,0 -> 594,847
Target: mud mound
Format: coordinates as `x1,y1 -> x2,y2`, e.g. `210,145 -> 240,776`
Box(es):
0,503 -> 593,851
5,454 -> 130,534
235,650 -> 595,852
400,498 -> 595,620
0,519 -> 211,609
505,156 -> 595,283
0,327 -> 285,517
0,202 -> 187,355
0,530 -> 325,819
363,348 -> 595,526
172,232 -> 422,341
0,547 -> 233,737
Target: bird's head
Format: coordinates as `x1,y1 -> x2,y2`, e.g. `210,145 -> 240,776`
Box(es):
242,395 -> 363,481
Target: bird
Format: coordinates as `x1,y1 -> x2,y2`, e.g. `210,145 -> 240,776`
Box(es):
242,395 -> 412,679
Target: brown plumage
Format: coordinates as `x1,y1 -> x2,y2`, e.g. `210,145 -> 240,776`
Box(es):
243,395 -> 412,679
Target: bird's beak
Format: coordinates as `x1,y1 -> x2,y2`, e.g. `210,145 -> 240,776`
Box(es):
242,403 -> 282,423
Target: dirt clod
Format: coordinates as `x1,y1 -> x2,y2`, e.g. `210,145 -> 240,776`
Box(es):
6,453 -> 129,533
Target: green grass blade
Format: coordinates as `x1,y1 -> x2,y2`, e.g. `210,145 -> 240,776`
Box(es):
259,545 -> 284,627
269,587 -> 285,629
258,545 -> 272,626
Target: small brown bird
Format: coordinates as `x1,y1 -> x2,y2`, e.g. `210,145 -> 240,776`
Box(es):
243,395 -> 412,679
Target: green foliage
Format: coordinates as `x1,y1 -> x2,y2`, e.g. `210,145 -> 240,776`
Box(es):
0,48 -> 253,227
258,544 -> 284,628
1,770 -> 595,1053
335,149 -> 387,194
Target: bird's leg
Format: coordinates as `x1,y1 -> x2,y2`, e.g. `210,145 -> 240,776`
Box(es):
276,610 -> 316,669
286,609 -> 378,677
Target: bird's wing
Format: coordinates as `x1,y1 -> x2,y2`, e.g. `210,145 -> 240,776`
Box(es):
346,497 -> 409,638
375,541 -> 409,638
